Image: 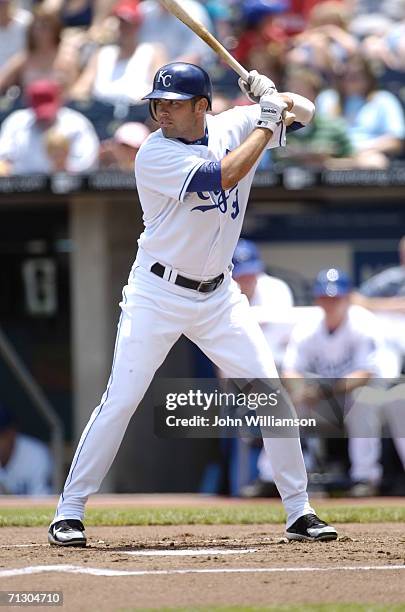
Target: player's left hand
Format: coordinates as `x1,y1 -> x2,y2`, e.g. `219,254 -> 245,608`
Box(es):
238,70 -> 277,103
283,111 -> 297,126
256,92 -> 287,131
278,93 -> 295,126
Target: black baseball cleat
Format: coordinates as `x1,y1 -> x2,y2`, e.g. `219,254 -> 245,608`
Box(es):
286,513 -> 338,542
48,519 -> 87,547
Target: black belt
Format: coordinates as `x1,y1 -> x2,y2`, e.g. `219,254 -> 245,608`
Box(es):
151,262 -> 224,293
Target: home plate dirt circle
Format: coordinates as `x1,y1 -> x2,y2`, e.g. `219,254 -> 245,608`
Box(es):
0,523 -> 404,611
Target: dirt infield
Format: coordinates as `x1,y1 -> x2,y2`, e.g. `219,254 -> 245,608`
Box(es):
1,521 -> 405,610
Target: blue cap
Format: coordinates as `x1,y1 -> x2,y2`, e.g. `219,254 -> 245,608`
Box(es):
313,268 -> 352,298
233,239 -> 264,278
0,402 -> 14,432
241,0 -> 289,26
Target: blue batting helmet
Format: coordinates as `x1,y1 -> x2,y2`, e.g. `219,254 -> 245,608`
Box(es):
233,239 -> 264,278
313,268 -> 352,298
143,62 -> 212,120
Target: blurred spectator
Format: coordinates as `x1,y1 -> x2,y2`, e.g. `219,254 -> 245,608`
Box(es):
286,1 -> 358,81
353,236 -> 405,315
0,402 -> 52,495
305,2 -> 358,58
279,0 -> 332,36
231,239 -> 295,498
43,0 -> 116,32
38,0 -> 119,78
359,18 -> 405,84
0,7 -> 79,95
70,0 -> 164,104
202,0 -> 233,41
137,0 -> 214,66
351,0 -> 405,21
0,0 -> 31,68
316,54 -> 405,168
274,67 -> 354,168
0,79 -> 99,174
210,93 -> 235,115
282,268 -> 400,496
233,0 -> 289,87
59,0 -> 94,28
99,120 -> 150,169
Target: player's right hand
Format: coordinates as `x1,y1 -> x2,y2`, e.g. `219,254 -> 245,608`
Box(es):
238,70 -> 276,103
255,92 -> 287,131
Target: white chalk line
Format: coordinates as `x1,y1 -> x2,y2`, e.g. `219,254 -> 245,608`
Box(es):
0,564 -> 405,578
125,548 -> 257,557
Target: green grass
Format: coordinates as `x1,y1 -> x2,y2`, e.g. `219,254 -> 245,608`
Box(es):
1,504 -> 405,527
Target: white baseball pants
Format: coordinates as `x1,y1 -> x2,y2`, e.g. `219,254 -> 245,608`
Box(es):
54,264 -> 313,527
346,385 -> 405,483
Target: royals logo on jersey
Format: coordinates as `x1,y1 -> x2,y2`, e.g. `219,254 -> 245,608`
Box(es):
191,185 -> 240,220
191,149 -> 240,219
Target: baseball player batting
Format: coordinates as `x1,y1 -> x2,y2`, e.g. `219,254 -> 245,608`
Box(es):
48,63 -> 337,546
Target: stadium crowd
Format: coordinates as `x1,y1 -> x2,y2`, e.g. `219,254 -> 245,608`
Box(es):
0,0 -> 405,172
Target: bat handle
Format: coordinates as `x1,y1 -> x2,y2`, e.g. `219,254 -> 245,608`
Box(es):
221,53 -> 249,82
199,26 -> 249,82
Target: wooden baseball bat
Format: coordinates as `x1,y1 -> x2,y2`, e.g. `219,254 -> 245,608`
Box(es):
159,0 -> 249,82
158,0 -> 297,124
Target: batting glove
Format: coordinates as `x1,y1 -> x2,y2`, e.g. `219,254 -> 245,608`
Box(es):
256,92 -> 287,131
238,70 -> 277,103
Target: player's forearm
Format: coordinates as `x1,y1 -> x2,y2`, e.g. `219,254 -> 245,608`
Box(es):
282,93 -> 314,125
331,372 -> 372,395
359,135 -> 402,155
282,370 -> 304,379
352,291 -> 405,313
220,127 -> 273,190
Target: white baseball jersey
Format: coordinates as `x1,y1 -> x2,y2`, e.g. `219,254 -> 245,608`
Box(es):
283,304 -> 384,378
250,273 -> 294,366
53,103 -> 315,531
135,106 -> 285,279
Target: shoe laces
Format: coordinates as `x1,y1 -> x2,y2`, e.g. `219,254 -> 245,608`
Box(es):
303,513 -> 326,528
56,520 -> 84,531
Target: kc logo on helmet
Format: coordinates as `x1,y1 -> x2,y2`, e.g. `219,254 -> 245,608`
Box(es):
157,70 -> 172,87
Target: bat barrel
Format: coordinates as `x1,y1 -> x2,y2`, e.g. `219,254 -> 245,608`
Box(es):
159,0 -> 249,82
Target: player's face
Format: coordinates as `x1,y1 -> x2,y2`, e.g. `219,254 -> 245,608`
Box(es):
340,66 -> 369,96
315,295 -> 350,330
154,99 -> 205,140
